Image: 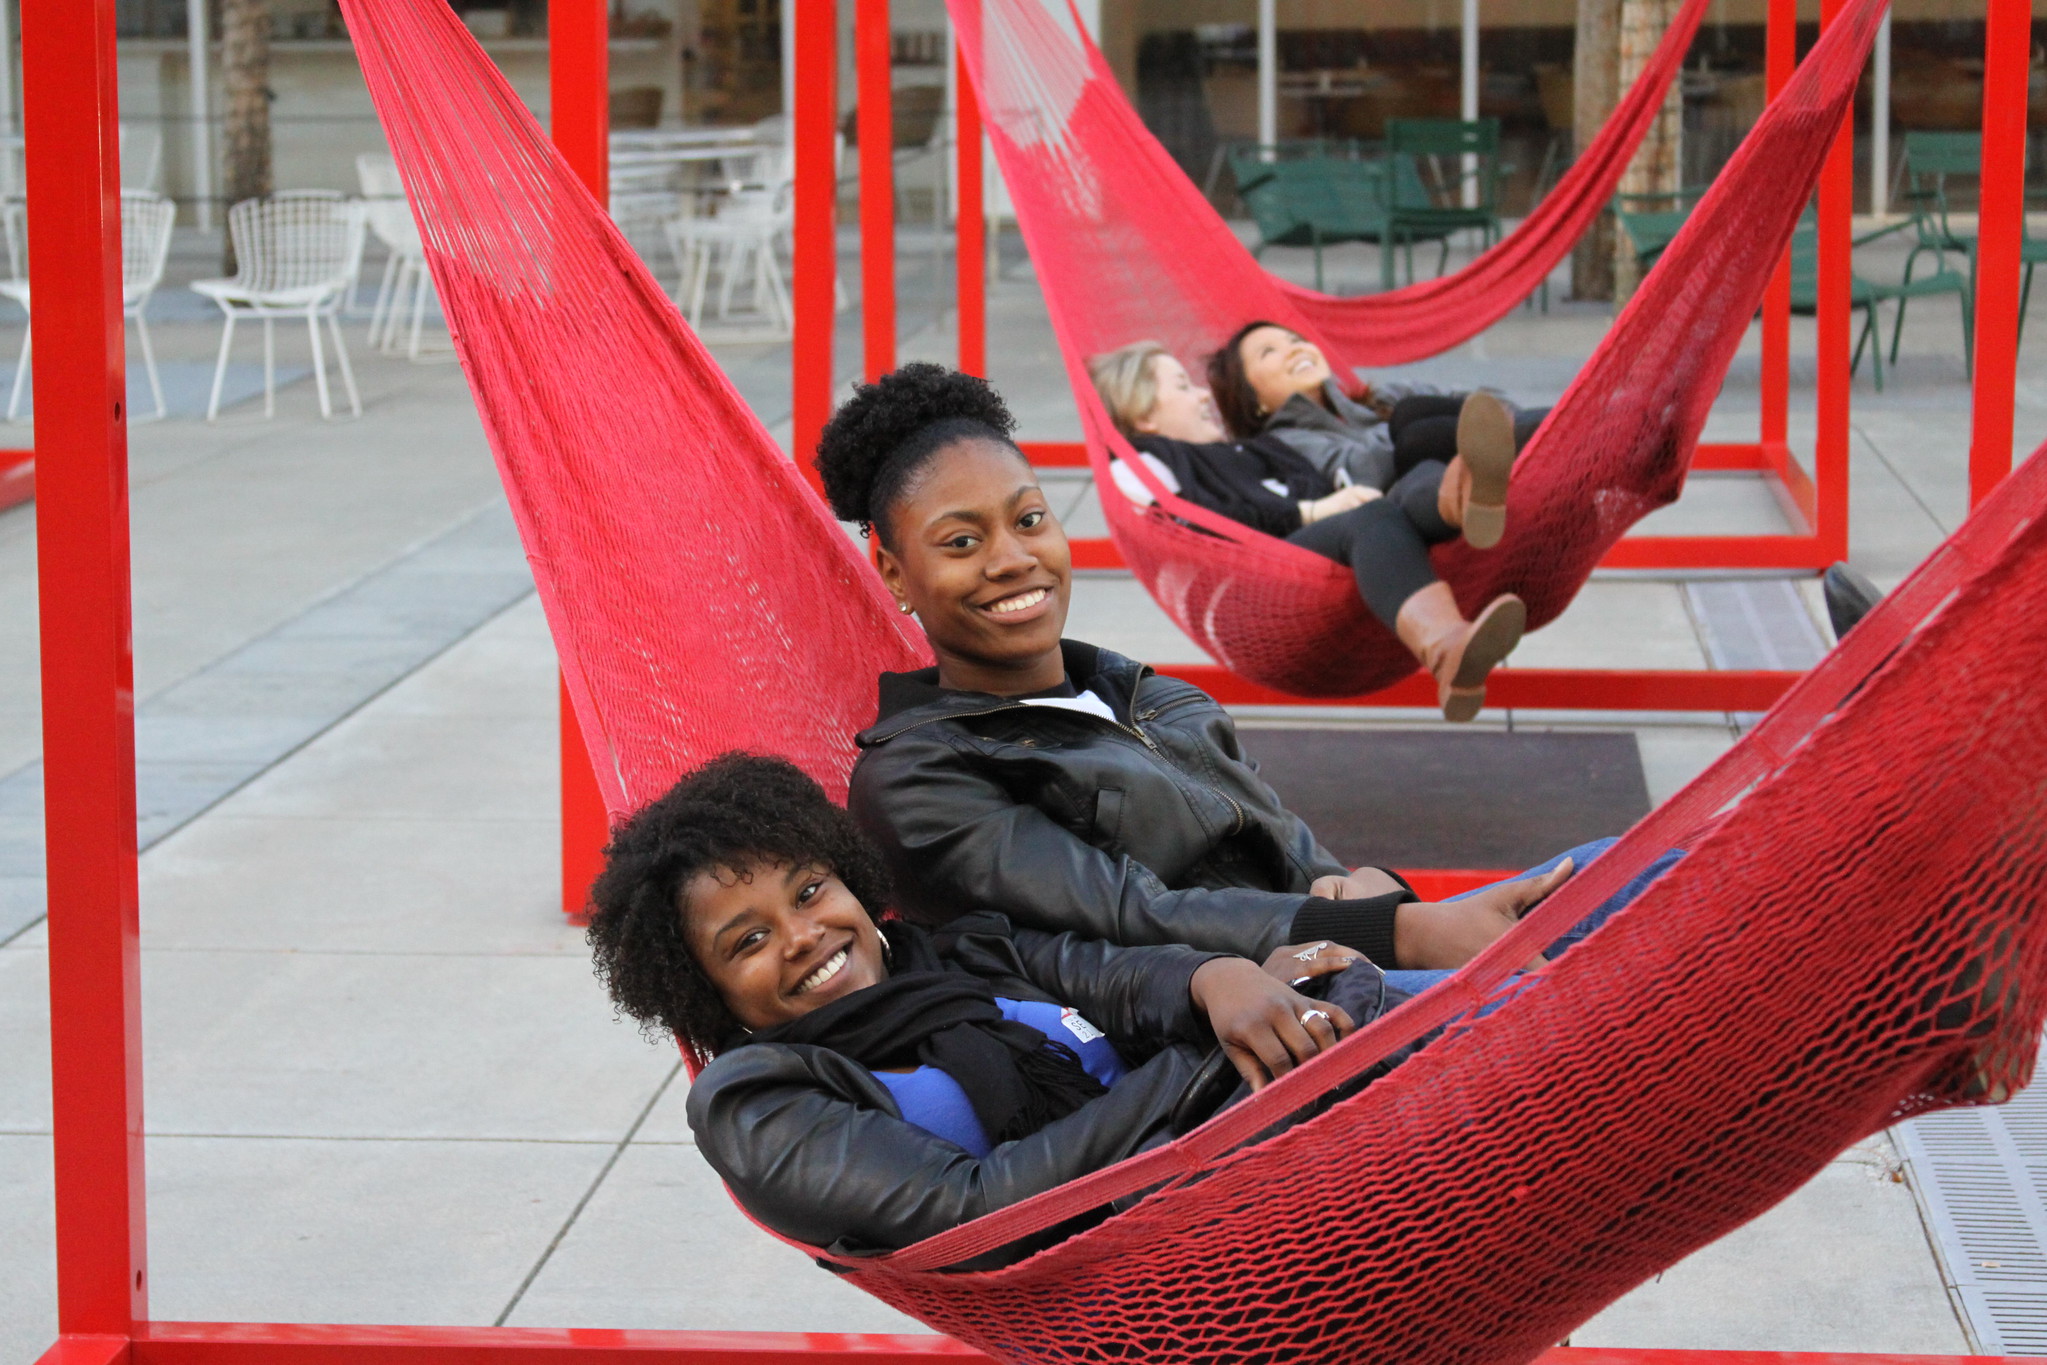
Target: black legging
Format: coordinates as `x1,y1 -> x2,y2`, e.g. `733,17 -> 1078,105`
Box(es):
1287,497 -> 1445,629
1288,396 -> 1549,630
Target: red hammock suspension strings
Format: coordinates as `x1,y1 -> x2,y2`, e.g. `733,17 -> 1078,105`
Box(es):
950,0 -> 1888,701
341,0 -> 927,812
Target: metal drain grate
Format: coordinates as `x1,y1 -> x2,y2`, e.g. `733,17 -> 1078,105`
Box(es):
1684,578 -> 1831,673
1893,1081 -> 2047,1354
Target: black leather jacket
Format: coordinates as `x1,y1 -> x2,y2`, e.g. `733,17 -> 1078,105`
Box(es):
686,912 -> 1223,1265
849,641 -> 1409,966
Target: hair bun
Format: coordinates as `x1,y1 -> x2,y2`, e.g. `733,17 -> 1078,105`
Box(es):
813,363 -> 1017,524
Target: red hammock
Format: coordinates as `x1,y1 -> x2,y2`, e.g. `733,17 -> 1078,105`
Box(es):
979,0 -> 1710,368
344,0 -> 2047,1359
952,0 -> 1882,699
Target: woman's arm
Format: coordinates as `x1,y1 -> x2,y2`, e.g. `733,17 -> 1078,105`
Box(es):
851,734 -> 1392,961
687,1042 -> 1202,1263
1130,435 -> 1306,537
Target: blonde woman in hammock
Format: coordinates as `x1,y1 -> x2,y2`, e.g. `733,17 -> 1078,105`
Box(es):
1087,340 -> 1524,720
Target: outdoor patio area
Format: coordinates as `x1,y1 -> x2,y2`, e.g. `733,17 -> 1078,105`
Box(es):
0,200 -> 2036,1359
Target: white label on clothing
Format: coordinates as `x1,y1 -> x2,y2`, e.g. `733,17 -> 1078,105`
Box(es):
1261,478 -> 1290,497
1060,1007 -> 1105,1044
1018,690 -> 1118,725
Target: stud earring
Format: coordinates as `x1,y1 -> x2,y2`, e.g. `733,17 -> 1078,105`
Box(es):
898,601 -> 914,615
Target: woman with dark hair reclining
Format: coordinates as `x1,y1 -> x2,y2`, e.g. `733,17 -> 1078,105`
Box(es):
1088,339 -> 1525,720
813,362 -> 1674,977
587,752 -> 1594,1263
1205,321 -> 1548,541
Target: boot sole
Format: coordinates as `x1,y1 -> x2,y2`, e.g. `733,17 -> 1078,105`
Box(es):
1456,392 -> 1518,550
1441,595 -> 1527,722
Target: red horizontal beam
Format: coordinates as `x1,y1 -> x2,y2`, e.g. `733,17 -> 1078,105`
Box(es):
1598,533 -> 1831,571
65,1326 -> 2035,1365
1163,663 -> 1800,712
1019,440 -> 1087,467
1397,868 -> 1511,898
129,1325 -> 987,1365
1070,531 -> 1835,573
0,448 -> 32,512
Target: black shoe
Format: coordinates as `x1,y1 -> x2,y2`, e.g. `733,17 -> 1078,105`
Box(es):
1822,562 -> 1883,641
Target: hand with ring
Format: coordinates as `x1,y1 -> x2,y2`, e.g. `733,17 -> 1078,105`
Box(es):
1262,939 -> 1363,985
1189,957 -> 1357,1091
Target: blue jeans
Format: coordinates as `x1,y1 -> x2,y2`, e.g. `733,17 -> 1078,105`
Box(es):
1381,838 -> 1685,999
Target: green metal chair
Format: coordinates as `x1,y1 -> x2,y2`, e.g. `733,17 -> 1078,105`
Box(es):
1612,184 -> 1714,273
1382,117 -> 1509,291
1229,149 -> 1389,291
1788,222 -> 1972,391
1229,143 -> 1451,292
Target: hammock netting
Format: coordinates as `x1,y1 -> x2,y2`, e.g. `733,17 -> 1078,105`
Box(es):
339,0 -> 2047,1360
972,0 -> 1709,371
953,0 -> 1879,698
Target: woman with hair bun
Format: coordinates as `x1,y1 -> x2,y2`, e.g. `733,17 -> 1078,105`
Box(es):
1086,339 -> 1526,720
813,362 -> 1617,981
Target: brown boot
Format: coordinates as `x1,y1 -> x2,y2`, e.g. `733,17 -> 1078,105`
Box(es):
1394,582 -> 1527,722
1440,391 -> 1517,550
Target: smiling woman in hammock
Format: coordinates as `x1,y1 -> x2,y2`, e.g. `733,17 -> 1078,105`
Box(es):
588,752 -> 1598,1261
1209,322 -> 1550,533
817,363 -> 1654,979
1088,340 -> 1526,720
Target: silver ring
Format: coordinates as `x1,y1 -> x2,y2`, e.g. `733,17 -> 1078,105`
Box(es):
1293,942 -> 1328,962
1299,1009 -> 1331,1025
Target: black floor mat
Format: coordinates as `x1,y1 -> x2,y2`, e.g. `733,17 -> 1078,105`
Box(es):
1238,728 -> 1653,870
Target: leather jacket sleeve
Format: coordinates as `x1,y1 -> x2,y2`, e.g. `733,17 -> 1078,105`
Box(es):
686,1040 -> 1205,1264
852,732 -> 1319,960
939,914 -> 1225,1051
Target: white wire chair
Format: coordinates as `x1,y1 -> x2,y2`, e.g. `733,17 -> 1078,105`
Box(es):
1,189 -> 177,422
356,152 -> 443,360
191,191 -> 369,420
664,177 -> 794,335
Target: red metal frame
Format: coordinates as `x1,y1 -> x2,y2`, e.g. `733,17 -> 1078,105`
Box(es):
24,0 -> 2038,1358
858,0 -> 893,381
552,0 -> 613,920
1969,0 -> 2028,507
0,446 -> 32,510
935,0 -> 1852,715
954,46 -> 985,379
792,0 -> 838,488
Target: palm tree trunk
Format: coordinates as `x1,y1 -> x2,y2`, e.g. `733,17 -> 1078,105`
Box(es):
220,0 -> 273,272
1572,0 -> 1622,301
1614,0 -> 1684,303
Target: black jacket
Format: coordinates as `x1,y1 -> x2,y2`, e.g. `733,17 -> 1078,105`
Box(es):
849,640 -> 1409,967
1126,432 -> 1334,538
686,912 -> 1223,1264
686,912 -> 1407,1265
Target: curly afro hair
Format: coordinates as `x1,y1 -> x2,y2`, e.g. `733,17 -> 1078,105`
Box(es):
813,362 -> 1020,547
585,752 -> 893,1065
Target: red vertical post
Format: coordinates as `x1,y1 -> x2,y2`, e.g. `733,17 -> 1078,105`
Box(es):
552,0 -> 611,918
793,0 -> 838,479
1969,0 -> 2029,506
24,0 -> 149,1334
1758,0 -> 1794,459
1810,0 -> 1853,561
858,0 -> 894,380
955,50 -> 985,378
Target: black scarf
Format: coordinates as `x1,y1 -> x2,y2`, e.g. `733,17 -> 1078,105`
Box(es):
744,923 -> 1107,1144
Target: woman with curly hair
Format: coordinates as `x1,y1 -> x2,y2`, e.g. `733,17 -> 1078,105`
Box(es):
586,751 -> 1583,1261
1205,322 -> 1548,547
812,361 -> 1648,980
1087,340 -> 1526,713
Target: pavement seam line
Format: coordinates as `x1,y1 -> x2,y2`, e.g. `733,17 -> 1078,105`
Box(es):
494,1056 -> 686,1327
0,587 -> 536,951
